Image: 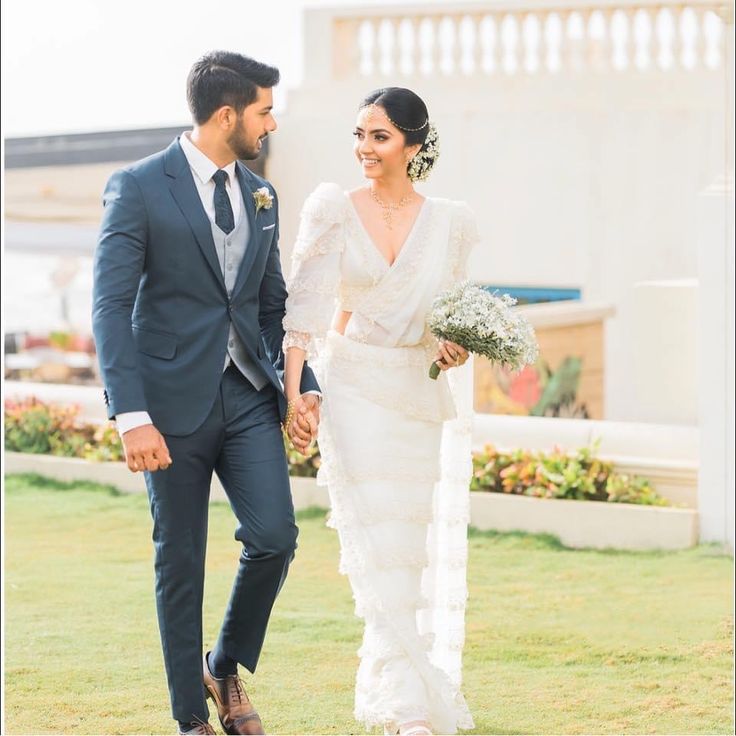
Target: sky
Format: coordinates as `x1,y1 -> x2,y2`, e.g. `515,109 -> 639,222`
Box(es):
2,0 -> 308,136
1,0 -> 454,138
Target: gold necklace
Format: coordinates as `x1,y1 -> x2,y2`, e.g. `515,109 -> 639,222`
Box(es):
369,187 -> 414,230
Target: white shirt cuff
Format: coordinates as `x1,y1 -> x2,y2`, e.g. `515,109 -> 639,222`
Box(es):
304,390 -> 322,402
115,411 -> 153,436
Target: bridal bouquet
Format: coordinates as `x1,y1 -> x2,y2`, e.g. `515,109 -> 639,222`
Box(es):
427,281 -> 539,379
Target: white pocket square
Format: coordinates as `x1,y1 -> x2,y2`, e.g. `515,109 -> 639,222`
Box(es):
262,223 -> 276,231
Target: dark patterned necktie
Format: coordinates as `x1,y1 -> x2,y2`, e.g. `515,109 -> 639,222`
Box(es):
212,169 -> 235,234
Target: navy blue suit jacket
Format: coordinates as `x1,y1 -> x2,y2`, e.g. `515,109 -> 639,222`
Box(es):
92,137 -> 319,436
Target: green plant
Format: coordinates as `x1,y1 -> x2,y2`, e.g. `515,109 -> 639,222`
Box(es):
5,397 -> 318,474
284,434 -> 320,478
605,473 -> 668,505
83,424 -> 126,462
5,398 -> 124,462
5,400 -> 667,502
471,441 -> 668,506
4,398 -> 92,456
48,331 -> 74,351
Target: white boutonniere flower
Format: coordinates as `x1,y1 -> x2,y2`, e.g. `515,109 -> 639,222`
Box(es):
253,187 -> 274,214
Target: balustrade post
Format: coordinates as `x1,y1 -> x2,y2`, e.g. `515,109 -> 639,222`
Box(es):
451,16 -> 463,74
333,18 -> 360,80
410,16 -> 422,76
431,16 -> 443,76
472,14 -> 484,74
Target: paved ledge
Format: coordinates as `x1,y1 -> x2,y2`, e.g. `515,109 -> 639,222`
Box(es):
5,381 -> 109,424
514,300 -> 616,328
3,452 -> 329,510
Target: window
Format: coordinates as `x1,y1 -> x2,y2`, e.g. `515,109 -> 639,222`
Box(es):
483,286 -> 581,306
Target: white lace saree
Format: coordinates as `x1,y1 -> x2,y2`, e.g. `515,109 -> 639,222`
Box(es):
283,183 -> 478,734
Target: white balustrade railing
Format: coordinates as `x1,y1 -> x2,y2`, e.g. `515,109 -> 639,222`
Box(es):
304,1 -> 731,80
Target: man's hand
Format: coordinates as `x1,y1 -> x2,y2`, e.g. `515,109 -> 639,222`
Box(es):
434,340 -> 469,372
287,394 -> 320,454
121,424 -> 172,473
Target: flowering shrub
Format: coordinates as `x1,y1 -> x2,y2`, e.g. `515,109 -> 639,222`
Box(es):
284,437 -> 320,478
4,398 -> 124,461
4,397 -> 320,476
85,424 -> 126,462
471,442 -> 668,505
5,400 -> 665,502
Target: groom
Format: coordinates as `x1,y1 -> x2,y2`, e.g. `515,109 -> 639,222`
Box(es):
92,51 -> 320,735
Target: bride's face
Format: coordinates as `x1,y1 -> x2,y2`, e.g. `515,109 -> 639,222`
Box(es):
353,105 -> 417,181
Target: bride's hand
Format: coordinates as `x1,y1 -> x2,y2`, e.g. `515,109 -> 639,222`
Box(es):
434,340 -> 469,372
287,394 -> 320,453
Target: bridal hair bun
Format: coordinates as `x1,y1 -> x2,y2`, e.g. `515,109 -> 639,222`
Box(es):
407,123 -> 439,182
359,87 -> 440,183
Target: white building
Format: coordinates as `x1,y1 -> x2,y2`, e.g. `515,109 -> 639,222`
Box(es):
4,0 -> 733,548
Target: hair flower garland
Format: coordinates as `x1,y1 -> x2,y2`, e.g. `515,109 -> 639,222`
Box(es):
408,123 -> 440,182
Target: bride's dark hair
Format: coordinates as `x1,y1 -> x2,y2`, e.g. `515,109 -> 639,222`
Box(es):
359,87 -> 439,181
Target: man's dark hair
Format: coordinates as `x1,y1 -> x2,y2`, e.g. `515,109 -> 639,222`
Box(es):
187,51 -> 280,124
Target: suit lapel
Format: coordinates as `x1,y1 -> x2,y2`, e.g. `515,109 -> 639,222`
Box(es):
231,163 -> 262,298
165,138 -> 227,294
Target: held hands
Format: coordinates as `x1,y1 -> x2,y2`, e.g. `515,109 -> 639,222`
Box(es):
286,394 -> 321,454
434,340 -> 469,373
121,424 -> 172,473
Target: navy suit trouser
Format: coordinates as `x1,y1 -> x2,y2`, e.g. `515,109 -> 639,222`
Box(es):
144,364 -> 297,723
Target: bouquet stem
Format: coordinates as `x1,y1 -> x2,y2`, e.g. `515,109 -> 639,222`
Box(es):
429,362 -> 441,380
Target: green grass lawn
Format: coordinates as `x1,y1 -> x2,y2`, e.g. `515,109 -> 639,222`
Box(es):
3,473 -> 734,735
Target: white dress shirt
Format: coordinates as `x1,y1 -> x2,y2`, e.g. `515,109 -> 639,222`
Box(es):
178,131 -> 243,227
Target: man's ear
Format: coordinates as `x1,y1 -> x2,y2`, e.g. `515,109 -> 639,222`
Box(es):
214,105 -> 236,130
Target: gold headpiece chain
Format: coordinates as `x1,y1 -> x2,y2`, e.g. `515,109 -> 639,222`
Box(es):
361,103 -> 429,132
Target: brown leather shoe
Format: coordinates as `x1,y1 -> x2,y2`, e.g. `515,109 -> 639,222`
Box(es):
177,719 -> 216,734
203,652 -> 265,735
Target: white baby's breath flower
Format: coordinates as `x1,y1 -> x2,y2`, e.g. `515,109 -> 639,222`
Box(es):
427,281 -> 539,379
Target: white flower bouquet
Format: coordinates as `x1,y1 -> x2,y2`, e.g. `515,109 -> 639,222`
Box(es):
427,281 -> 539,379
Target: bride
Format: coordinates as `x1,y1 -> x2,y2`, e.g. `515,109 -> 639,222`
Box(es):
282,87 -> 478,736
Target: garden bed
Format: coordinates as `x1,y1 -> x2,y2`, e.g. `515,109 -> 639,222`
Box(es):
3,451 -> 328,511
4,452 -> 697,550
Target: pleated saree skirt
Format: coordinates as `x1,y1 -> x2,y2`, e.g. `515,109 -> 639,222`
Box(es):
314,331 -> 475,734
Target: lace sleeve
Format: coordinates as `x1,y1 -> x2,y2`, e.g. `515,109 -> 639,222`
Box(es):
451,202 -> 480,282
283,182 -> 347,357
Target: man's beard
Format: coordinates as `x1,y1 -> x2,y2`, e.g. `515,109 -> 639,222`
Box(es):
228,128 -> 263,160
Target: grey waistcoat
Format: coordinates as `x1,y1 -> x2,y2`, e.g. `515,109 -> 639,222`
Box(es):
211,197 -> 267,390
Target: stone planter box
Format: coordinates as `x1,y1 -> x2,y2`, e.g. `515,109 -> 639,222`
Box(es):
469,490 -> 698,551
5,452 -> 697,550
4,452 -> 329,511
472,413 -> 699,508
4,383 -> 700,510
